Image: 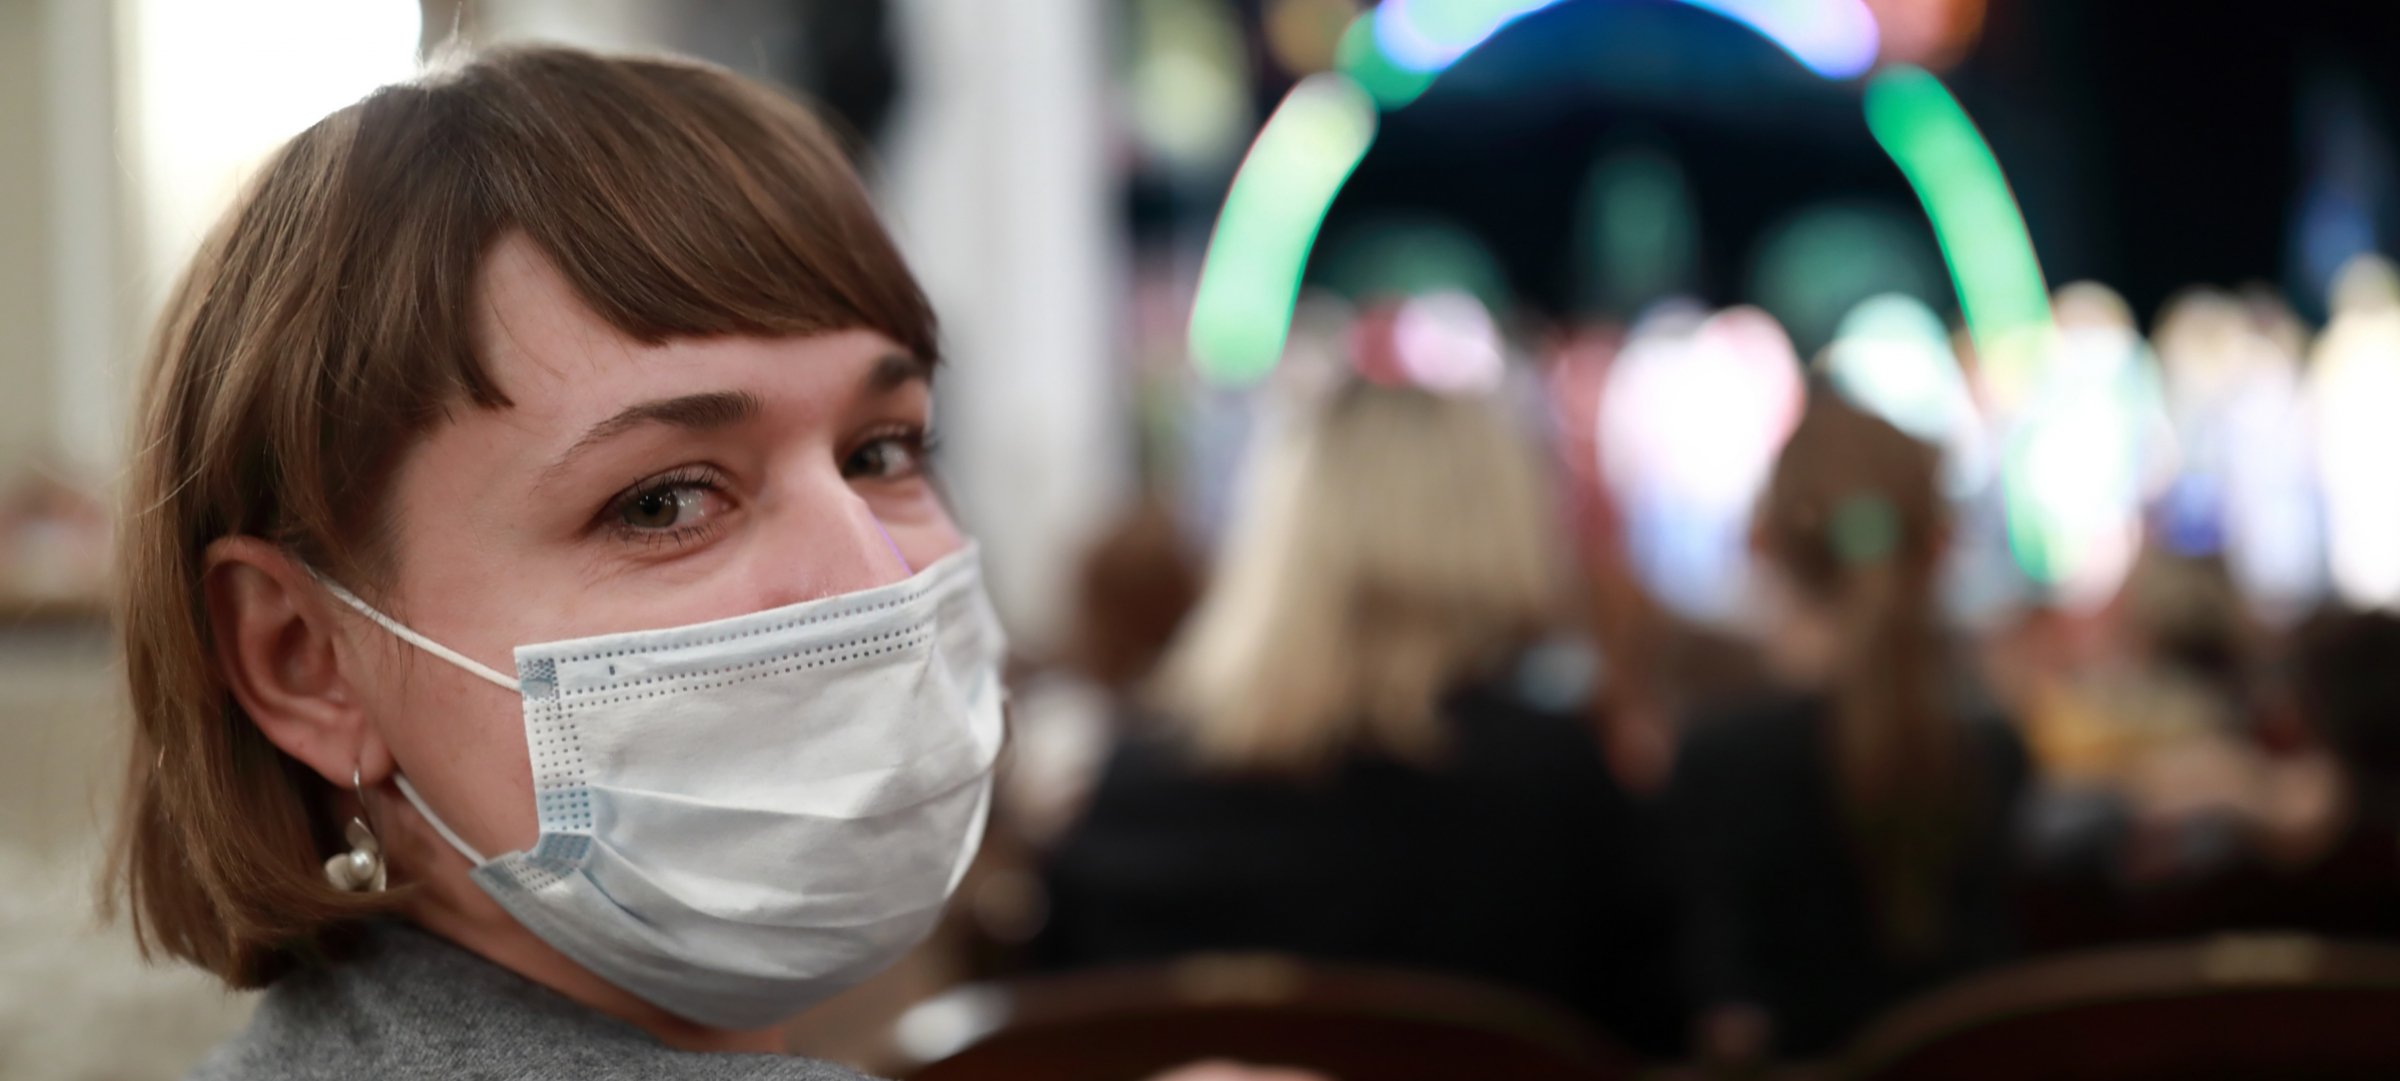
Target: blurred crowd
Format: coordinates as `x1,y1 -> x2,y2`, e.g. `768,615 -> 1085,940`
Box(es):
971,254 -> 2400,1067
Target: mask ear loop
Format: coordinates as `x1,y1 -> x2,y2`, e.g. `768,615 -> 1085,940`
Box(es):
394,774 -> 490,867
304,568 -> 521,693
301,566 -> 503,868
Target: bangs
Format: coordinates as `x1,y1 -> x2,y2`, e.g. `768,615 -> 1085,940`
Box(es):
332,46 -> 935,415
469,50 -> 934,352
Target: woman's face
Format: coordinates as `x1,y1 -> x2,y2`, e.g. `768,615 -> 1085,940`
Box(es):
353,233 -> 961,863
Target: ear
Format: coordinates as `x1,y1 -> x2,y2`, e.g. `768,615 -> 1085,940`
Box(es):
201,537 -> 393,789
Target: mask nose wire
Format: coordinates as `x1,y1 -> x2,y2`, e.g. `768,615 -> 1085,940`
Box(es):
872,517 -> 914,576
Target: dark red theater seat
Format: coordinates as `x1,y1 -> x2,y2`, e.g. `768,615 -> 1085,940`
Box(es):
1844,935 -> 2400,1081
894,954 -> 1637,1081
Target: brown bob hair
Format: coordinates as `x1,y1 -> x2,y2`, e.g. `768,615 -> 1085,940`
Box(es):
1754,392 -> 1961,959
106,46 -> 937,987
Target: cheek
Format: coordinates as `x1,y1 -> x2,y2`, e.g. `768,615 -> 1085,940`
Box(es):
369,651 -> 540,860
881,495 -> 965,572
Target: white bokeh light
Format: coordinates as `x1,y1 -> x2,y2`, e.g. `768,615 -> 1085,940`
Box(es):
130,0 -> 422,293
1823,293 -> 1991,497
1391,289 -> 1505,394
1601,305 -> 1804,626
2314,261 -> 2400,611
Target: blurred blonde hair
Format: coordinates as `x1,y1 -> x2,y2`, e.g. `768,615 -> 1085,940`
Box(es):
1157,380 -> 1565,774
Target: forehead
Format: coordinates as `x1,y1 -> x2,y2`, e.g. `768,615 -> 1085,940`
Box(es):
469,233 -> 905,427
476,234 -> 626,382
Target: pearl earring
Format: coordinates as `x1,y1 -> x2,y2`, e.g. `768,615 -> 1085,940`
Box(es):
323,768 -> 387,892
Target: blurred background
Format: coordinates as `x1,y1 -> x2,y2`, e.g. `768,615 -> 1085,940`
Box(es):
10,0 -> 2400,1078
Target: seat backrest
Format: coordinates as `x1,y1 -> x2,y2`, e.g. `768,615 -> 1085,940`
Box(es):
893,954 -> 1637,1081
1841,934 -> 2400,1081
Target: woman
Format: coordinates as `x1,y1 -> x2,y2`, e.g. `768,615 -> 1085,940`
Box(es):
2126,610 -> 2400,941
1038,380 -> 1683,1055
109,48 -> 1010,1078
1667,393 -> 2027,1060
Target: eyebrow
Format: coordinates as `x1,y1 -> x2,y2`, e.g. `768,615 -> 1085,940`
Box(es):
533,355 -> 930,487
540,389 -> 763,486
866,352 -> 934,394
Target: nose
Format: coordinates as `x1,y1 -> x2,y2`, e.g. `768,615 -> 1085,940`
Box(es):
747,477 -> 914,609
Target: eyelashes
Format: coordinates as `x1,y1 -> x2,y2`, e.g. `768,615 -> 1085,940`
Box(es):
590,423 -> 939,552
843,424 -> 937,481
600,465 -> 729,548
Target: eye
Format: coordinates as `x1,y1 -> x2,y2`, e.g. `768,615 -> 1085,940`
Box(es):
843,427 -> 932,482
620,485 -> 703,530
603,467 -> 730,542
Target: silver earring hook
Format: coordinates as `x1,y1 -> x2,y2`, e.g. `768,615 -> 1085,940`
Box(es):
352,765 -> 378,825
327,764 -> 388,892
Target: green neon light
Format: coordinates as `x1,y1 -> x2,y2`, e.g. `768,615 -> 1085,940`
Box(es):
1864,66 -> 2061,588
2001,457 -> 2057,586
1188,74 -> 1379,386
1198,41 -> 2051,408
1335,13 -> 1437,110
1864,65 -> 2054,382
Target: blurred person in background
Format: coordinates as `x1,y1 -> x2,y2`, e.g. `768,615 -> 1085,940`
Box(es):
2140,609 -> 2400,939
2101,554 -> 2270,885
1065,498 -> 1207,695
2242,609 -> 2400,934
2017,552 -> 2252,802
964,497 -> 1208,977
2009,551 -> 2279,949
1001,497 -> 1205,850
1037,378 -> 1683,1055
1668,392 -> 2029,1062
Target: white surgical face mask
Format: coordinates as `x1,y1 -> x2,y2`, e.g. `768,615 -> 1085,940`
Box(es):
316,545 -> 1006,1029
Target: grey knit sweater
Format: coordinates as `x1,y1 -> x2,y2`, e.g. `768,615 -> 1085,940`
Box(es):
187,922 -> 883,1081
